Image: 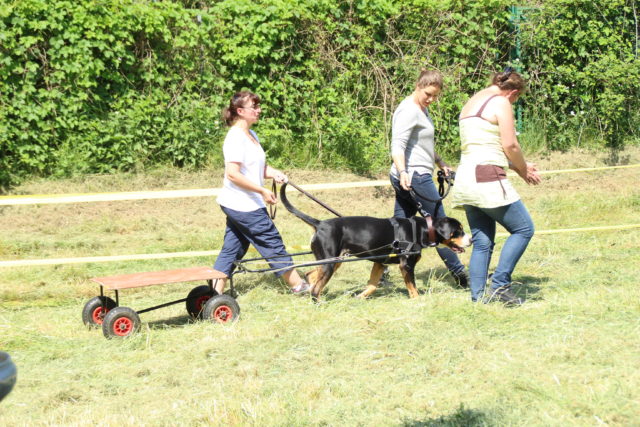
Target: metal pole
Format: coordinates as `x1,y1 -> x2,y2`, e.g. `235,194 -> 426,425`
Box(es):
509,6 -> 524,133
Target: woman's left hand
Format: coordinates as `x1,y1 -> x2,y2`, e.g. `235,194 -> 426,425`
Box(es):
272,171 -> 287,184
266,165 -> 287,184
440,164 -> 454,177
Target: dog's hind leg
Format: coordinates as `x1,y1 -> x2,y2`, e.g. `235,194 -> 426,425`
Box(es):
399,257 -> 420,298
356,262 -> 385,299
308,264 -> 337,301
305,268 -> 322,286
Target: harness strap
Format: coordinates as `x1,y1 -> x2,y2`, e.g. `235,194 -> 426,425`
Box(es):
425,215 -> 437,247
388,218 -> 402,253
389,217 -> 434,252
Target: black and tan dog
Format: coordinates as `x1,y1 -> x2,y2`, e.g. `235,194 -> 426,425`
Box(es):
280,182 -> 472,300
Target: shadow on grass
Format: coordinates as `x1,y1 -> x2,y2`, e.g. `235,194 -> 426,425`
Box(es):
402,404 -> 494,426
415,268 -> 547,302
604,146 -> 631,166
146,314 -> 194,329
512,275 -> 546,302
416,267 -> 467,291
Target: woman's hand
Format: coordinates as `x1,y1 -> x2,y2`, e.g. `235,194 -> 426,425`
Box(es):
399,170 -> 411,190
265,165 -> 287,184
524,162 -> 541,185
261,188 -> 278,204
272,171 -> 287,184
439,164 -> 454,178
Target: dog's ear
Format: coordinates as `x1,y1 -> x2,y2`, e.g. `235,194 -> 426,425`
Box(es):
433,218 -> 449,236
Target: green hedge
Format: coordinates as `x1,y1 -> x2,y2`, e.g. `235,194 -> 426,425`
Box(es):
1,0 -> 638,189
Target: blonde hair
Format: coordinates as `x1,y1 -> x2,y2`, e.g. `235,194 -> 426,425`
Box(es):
415,69 -> 443,89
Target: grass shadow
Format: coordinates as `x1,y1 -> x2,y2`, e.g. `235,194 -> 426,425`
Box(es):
228,273 -> 283,296
416,267 -> 466,291
415,268 -> 547,302
511,275 -> 546,302
402,405 -> 493,426
603,146 -> 631,166
146,314 -> 194,329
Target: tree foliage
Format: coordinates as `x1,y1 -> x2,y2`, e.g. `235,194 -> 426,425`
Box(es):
0,0 -> 638,189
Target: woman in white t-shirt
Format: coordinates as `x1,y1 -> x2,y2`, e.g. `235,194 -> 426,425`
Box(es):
212,91 -> 309,295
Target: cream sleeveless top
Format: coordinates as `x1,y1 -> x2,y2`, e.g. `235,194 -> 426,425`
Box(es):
451,95 -> 521,209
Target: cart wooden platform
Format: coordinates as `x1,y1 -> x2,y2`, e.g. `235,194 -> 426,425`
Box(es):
82,266 -> 239,338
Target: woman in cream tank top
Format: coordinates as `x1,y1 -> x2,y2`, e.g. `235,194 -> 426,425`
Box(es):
452,69 -> 541,304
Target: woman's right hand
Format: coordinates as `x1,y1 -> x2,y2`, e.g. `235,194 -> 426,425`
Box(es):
400,171 -> 411,191
261,188 -> 278,204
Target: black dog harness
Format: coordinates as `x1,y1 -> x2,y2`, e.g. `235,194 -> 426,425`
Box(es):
388,216 -> 437,256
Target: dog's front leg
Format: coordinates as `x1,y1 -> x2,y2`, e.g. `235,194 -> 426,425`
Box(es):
356,262 -> 385,299
399,257 -> 420,298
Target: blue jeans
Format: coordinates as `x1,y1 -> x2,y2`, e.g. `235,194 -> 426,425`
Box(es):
214,206 -> 293,277
391,173 -> 466,276
463,200 -> 535,301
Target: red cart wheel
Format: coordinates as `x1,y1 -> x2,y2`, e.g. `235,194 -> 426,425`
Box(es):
202,295 -> 240,324
102,307 -> 140,339
185,285 -> 217,319
82,296 -> 117,327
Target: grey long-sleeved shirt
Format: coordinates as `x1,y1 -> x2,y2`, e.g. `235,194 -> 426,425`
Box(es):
389,96 -> 436,179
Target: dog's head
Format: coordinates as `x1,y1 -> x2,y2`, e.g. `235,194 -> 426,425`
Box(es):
432,217 -> 472,253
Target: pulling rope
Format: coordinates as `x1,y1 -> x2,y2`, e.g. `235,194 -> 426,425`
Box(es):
286,180 -> 343,217
234,240 -> 422,275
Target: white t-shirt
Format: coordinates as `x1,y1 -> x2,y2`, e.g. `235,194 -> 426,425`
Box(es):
216,127 -> 266,212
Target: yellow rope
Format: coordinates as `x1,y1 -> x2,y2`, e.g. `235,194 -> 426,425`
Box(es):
1,164 -> 638,206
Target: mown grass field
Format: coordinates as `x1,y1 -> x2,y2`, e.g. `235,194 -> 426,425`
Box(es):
1,147 -> 639,426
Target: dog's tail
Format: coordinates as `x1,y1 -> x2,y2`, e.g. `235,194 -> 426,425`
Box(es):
280,182 -> 320,229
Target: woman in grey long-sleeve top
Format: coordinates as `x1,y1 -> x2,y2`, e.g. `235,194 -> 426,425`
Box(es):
389,69 -> 469,287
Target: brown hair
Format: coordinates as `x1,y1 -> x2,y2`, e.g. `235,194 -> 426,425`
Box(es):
491,69 -> 527,92
415,69 -> 443,89
222,91 -> 261,126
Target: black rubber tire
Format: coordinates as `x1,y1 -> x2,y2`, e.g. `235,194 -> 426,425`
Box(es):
0,351 -> 17,403
185,285 -> 217,319
82,296 -> 117,327
102,306 -> 141,339
202,294 -> 240,324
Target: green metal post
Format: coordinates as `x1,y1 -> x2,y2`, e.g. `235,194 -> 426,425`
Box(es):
509,6 -> 525,133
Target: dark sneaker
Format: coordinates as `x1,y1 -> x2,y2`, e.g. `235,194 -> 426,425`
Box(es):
452,270 -> 469,288
378,267 -> 393,287
485,285 -> 523,306
291,281 -> 310,295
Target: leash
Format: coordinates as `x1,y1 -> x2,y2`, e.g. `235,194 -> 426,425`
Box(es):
286,180 -> 343,217
409,170 -> 455,218
268,180 -> 277,219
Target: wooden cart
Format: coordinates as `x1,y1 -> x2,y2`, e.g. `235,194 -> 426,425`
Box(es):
82,267 -> 238,339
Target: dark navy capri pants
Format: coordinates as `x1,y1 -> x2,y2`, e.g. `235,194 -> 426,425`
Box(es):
213,206 -> 294,277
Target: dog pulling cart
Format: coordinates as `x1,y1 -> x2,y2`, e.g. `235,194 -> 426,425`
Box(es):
82,175 -> 454,339
82,249 -> 420,339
